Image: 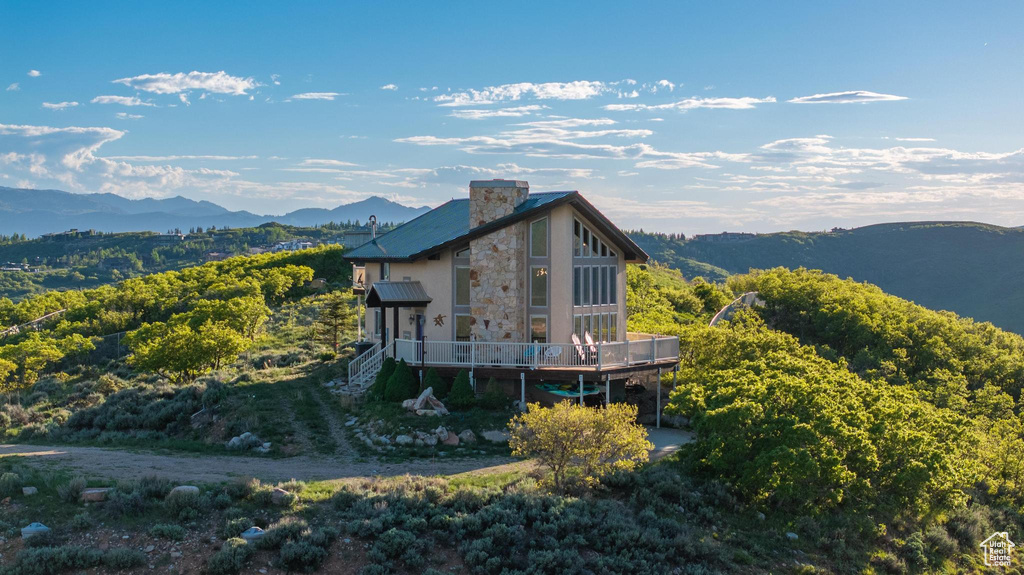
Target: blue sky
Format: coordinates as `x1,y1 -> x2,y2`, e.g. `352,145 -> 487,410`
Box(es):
2,1 -> 1023,233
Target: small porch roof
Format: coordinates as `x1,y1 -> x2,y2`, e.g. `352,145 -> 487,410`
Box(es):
365,281 -> 432,308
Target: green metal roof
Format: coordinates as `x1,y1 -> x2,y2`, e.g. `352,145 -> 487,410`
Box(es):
365,281 -> 433,308
344,190 -> 648,263
344,192 -> 573,261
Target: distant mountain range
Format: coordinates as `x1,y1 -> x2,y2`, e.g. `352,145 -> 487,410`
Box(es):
631,221 -> 1024,334
0,187 -> 430,237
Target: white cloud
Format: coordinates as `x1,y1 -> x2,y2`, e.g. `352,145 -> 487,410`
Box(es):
27,70 -> 41,77
435,81 -> 610,106
115,113 -> 144,120
449,105 -> 546,120
271,74 -> 281,86
299,159 -> 360,167
91,95 -> 155,107
113,70 -> 257,95
42,101 -> 79,111
6,83 -> 19,92
656,80 -> 675,92
290,92 -> 341,101
892,137 -> 936,142
605,96 -> 776,112
788,90 -> 908,104
104,155 -> 258,162
179,94 -> 190,106
380,84 -> 398,91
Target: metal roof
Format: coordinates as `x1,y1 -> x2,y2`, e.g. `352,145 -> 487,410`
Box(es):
365,281 -> 433,308
344,190 -> 648,263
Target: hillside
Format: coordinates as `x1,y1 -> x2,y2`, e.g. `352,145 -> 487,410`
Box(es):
0,187 -> 429,237
631,221 -> 1024,334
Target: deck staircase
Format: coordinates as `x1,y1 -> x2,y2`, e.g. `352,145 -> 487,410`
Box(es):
347,342 -> 388,390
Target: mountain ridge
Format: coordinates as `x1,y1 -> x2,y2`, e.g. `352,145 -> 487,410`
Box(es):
0,187 -> 429,236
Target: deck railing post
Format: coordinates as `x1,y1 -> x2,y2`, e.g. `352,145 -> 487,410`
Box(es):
650,335 -> 656,363
625,338 -> 630,365
579,374 -> 584,406
656,367 -> 662,429
597,341 -> 603,372
605,374 -> 610,406
520,372 -> 526,410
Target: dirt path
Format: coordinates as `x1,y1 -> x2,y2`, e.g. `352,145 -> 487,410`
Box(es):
310,385 -> 355,457
0,444 -> 524,483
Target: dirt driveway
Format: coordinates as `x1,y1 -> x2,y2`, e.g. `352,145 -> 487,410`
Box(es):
0,444 -> 524,483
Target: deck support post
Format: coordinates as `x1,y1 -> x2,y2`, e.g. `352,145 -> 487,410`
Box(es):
579,374 -> 584,406
625,338 -> 630,365
650,335 -> 656,363
605,374 -> 610,407
597,342 -> 602,371
656,367 -> 662,429
520,373 -> 526,411
673,365 -> 678,390
470,370 -> 475,392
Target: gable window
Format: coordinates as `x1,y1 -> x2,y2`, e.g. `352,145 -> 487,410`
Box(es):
531,266 -> 548,307
530,218 -> 548,258
455,266 -> 470,306
573,220 -> 581,256
530,316 -> 548,344
455,247 -> 470,259
582,228 -> 590,257
455,314 -> 472,341
591,236 -> 600,257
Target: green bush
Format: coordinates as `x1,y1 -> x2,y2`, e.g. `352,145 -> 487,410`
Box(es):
149,523 -> 186,541
478,377 -> 508,411
254,517 -> 310,550
367,357 -> 396,401
164,489 -> 204,520
422,367 -> 447,399
207,538 -> 253,575
447,369 -> 475,410
56,476 -> 86,503
384,359 -> 418,403
278,539 -> 329,572
219,516 -> 254,539
2,546 -> 104,575
69,513 -> 93,531
0,472 -> 22,497
102,548 -> 146,569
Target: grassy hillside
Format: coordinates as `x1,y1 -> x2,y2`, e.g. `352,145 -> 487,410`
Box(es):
631,221 -> 1024,333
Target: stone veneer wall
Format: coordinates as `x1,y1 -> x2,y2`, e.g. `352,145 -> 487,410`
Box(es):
468,182 -> 529,342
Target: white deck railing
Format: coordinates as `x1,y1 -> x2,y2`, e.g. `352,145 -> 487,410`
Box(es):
390,334 -> 679,371
347,341 -> 385,388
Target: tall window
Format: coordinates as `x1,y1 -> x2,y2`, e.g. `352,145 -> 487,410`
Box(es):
582,228 -> 590,256
530,316 -> 548,343
531,266 -> 548,307
573,315 -> 583,339
381,262 -> 390,281
455,315 -> 471,341
530,217 -> 548,258
573,220 -> 581,256
609,266 -> 617,304
582,266 -> 591,306
374,309 -> 382,336
591,266 -> 600,305
609,312 -> 617,341
573,266 -> 581,306
591,235 -> 599,257
455,266 -> 470,306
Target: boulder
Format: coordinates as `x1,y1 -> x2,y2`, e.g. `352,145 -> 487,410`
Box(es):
421,435 -> 437,447
80,488 -> 110,502
395,434 -> 414,446
425,396 -> 449,416
240,527 -> 265,541
168,486 -> 199,497
786,532 -> 799,541
271,488 -> 297,506
415,409 -> 441,416
434,426 -> 449,441
413,387 -> 434,410
481,430 -> 509,444
240,432 -> 252,440
401,399 -> 416,410
227,436 -> 244,449
21,523 -> 50,539
458,430 -> 477,444
21,487 -> 37,496
442,433 -> 460,446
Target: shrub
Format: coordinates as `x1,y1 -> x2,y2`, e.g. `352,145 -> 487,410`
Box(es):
255,517 -> 310,550
102,548 -> 146,569
150,523 -> 186,541
367,357 -> 396,401
422,367 -> 448,399
0,472 -> 23,497
278,540 -> 329,572
70,513 -> 93,531
384,359 -> 418,403
57,476 -> 87,503
509,401 -> 653,492
946,505 -> 989,546
164,489 -> 204,520
105,488 -> 148,518
447,369 -> 475,410
478,377 -> 508,411
208,538 -> 253,575
3,546 -> 104,574
138,475 -> 173,499
219,516 -> 254,539
374,528 -> 416,559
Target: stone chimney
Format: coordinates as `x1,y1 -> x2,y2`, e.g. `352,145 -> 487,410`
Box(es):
469,180 -> 529,227
467,180 -> 529,342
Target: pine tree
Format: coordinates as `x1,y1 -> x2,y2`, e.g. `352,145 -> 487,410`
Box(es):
315,292 -> 356,350
422,367 -> 448,399
367,357 -> 396,402
384,359 -> 418,402
447,369 -> 476,410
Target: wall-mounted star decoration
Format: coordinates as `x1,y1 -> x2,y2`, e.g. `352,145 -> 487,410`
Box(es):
433,314 -> 446,327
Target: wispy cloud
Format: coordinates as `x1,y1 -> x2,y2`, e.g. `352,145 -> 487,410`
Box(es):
788,90 -> 908,104
104,155 -> 258,162
605,96 -> 776,112
435,81 -> 609,106
380,84 -> 398,91
656,80 -> 675,92
115,113 -> 144,120
113,71 -> 257,95
290,92 -> 342,101
6,83 -> 19,92
448,105 -> 546,120
27,70 -> 41,77
91,95 -> 155,107
299,159 -> 360,167
42,101 -> 79,111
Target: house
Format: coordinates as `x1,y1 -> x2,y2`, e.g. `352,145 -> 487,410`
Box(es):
344,180 -> 679,397
271,239 -> 315,252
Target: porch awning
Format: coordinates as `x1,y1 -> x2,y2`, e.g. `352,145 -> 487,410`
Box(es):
365,281 -> 433,308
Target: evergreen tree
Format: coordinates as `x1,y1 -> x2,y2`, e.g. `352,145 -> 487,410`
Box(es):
384,358 -> 417,402
447,369 -> 476,410
479,377 -> 509,410
314,292 -> 356,350
367,357 -> 396,402
421,367 -> 448,399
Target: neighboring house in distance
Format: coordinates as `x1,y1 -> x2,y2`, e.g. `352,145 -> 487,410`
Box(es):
345,180 -> 679,397
271,239 -> 315,252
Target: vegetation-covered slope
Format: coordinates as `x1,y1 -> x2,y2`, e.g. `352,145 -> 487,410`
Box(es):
631,221 -> 1024,334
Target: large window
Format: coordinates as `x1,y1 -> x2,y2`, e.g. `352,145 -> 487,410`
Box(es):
530,316 -> 548,344
573,315 -> 583,339
531,266 -> 548,307
609,267 -> 617,304
609,313 -> 617,341
573,266 -> 582,306
582,266 -> 591,306
573,220 -> 581,256
455,266 -> 470,306
530,218 -> 548,258
455,315 -> 472,341
380,262 -> 390,281
591,266 -> 600,305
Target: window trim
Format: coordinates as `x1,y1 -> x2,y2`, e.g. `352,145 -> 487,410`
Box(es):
529,217 -> 548,258
530,314 -> 548,344
454,265 -> 470,307
530,265 -> 548,308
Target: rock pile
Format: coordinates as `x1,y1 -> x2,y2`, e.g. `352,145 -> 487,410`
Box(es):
400,387 -> 449,416
226,432 -> 271,453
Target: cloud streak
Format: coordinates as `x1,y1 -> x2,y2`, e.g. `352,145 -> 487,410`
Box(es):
91,95 -> 155,107
788,90 -> 908,104
604,96 -> 776,112
435,81 -> 609,106
290,92 -> 342,101
113,71 -> 257,95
